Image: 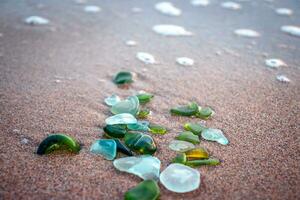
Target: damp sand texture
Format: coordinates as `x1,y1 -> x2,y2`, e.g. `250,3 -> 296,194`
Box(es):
0,0 -> 299,200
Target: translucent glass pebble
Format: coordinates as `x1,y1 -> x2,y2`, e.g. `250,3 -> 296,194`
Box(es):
84,5 -> 101,13
221,2 -> 241,10
105,113 -> 137,125
159,163 -> 200,193
176,57 -> 194,66
201,128 -> 229,145
190,0 -> 210,7
234,29 -> 260,38
127,121 -> 150,132
276,75 -> 290,83
104,94 -> 121,106
113,71 -> 133,85
152,25 -> 193,36
111,96 -> 140,116
113,155 -> 161,181
276,8 -> 293,16
281,26 -> 300,37
265,59 -> 287,68
124,180 -> 160,200
185,148 -> 209,160
25,16 -> 49,25
124,132 -> 157,155
169,140 -> 195,152
176,131 -> 200,144
136,52 -> 156,64
90,139 -> 117,160
155,2 -> 181,16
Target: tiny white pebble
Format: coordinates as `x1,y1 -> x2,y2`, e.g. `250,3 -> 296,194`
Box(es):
276,75 -> 290,83
155,2 -> 182,16
125,40 -> 137,46
25,16 -> 49,25
234,29 -> 260,37
190,0 -> 210,7
21,138 -> 29,144
136,52 -> 156,64
265,59 -> 287,68
276,8 -> 293,16
55,79 -> 62,83
176,57 -> 194,66
84,5 -> 101,13
221,2 -> 242,10
281,26 -> 300,37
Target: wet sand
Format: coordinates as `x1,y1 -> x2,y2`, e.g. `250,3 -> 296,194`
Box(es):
0,0 -> 299,199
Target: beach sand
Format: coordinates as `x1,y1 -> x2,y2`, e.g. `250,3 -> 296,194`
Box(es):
0,0 -> 299,199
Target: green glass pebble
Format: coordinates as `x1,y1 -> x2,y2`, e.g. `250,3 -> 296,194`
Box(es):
176,131 -> 200,144
105,113 -> 137,125
90,139 -> 117,160
37,133 -> 81,155
136,93 -> 154,104
124,180 -> 160,200
137,109 -> 151,119
186,158 -> 221,167
127,121 -> 149,132
148,124 -> 167,135
104,94 -> 121,106
172,153 -> 187,164
184,123 -> 206,135
168,140 -> 195,152
170,102 -> 199,116
113,139 -> 133,156
201,128 -> 229,145
195,107 -> 214,119
113,71 -> 133,85
111,96 -> 140,116
124,132 -> 157,155
103,124 -> 127,138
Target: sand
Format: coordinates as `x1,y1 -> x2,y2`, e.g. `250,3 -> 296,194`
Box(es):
0,0 -> 299,199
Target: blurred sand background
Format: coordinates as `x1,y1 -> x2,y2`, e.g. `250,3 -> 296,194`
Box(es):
0,0 -> 299,199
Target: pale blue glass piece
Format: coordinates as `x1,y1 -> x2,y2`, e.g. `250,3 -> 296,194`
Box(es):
105,113 -> 137,125
201,128 -> 229,145
111,96 -> 140,116
159,163 -> 200,193
90,139 -> 117,160
127,120 -> 150,131
104,94 -> 121,106
113,155 -> 161,181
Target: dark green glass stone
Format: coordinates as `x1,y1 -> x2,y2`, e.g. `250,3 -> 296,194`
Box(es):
113,71 -> 133,85
172,153 -> 187,164
124,180 -> 160,200
103,124 -> 127,138
124,132 -> 157,155
175,131 -> 200,144
136,93 -> 154,104
186,158 -> 220,167
184,123 -> 206,135
170,102 -> 199,116
113,139 -> 133,156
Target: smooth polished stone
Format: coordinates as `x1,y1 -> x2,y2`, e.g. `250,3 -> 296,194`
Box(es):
124,132 -> 157,155
168,140 -> 195,152
148,124 -> 167,135
124,180 -> 160,200
170,102 -> 199,116
90,139 -> 116,160
186,158 -> 220,167
113,155 -> 161,180
159,163 -> 200,193
136,92 -> 154,104
127,121 -> 149,132
152,24 -> 193,36
25,16 -> 49,25
111,96 -> 140,116
172,153 -> 187,164
201,128 -> 229,145
176,131 -> 200,144
195,107 -> 214,119
105,113 -> 137,125
103,124 -> 127,138
184,123 -> 206,135
104,94 -> 121,106
113,71 -> 133,85
185,148 -> 209,160
114,139 -> 133,156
